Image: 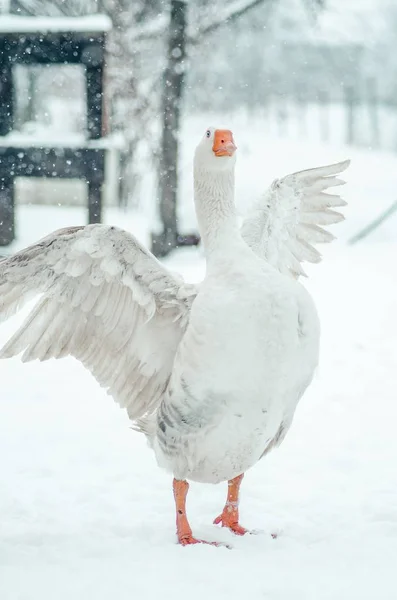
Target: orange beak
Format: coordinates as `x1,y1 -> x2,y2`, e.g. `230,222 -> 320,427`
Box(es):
212,129 -> 237,157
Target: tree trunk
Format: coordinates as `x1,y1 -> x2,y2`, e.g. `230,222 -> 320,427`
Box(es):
152,0 -> 187,257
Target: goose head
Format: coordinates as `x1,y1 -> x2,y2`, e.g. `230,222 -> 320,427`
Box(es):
194,127 -> 237,173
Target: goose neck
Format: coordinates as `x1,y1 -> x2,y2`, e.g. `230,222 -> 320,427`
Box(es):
194,167 -> 242,258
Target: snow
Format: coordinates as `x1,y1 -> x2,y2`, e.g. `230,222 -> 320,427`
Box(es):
0,15 -> 112,33
0,130 -> 125,150
1,136 -> 397,599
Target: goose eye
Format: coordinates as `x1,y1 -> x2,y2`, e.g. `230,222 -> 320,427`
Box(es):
205,130 -> 211,138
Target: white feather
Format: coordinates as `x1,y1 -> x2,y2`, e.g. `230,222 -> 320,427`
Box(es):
241,160 -> 350,278
0,224 -> 196,418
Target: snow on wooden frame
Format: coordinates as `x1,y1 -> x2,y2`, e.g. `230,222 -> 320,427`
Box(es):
0,14 -> 112,33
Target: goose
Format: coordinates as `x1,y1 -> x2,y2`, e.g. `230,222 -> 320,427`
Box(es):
0,127 -> 349,546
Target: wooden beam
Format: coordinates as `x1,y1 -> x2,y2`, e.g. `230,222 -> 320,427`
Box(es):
0,60 -> 13,136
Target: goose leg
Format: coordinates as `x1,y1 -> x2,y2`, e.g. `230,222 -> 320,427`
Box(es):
173,478 -> 219,546
213,473 -> 249,535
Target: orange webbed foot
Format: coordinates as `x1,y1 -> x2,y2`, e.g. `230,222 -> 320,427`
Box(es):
213,512 -> 249,536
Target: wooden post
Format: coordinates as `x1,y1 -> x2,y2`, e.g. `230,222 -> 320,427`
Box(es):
0,61 -> 13,136
85,149 -> 105,223
318,90 -> 329,143
366,77 -> 380,149
86,64 -> 104,140
345,85 -> 356,146
295,86 -> 307,139
153,0 -> 187,257
83,39 -> 105,140
88,180 -> 102,223
0,178 -> 14,245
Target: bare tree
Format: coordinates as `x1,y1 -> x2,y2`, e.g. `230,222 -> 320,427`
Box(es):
152,0 -> 187,256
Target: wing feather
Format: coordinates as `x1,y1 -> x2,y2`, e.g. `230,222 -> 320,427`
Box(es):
0,224 -> 197,420
241,160 -> 350,278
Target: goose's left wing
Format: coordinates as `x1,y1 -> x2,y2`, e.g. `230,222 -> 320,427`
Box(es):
240,160 -> 350,278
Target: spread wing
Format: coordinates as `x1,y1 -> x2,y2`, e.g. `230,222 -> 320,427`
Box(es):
0,224 -> 197,420
240,160 -> 350,278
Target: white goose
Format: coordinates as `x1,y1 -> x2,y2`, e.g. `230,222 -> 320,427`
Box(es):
0,127 -> 349,546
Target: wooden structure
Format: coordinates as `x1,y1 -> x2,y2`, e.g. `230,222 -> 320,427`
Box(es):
0,15 -> 115,246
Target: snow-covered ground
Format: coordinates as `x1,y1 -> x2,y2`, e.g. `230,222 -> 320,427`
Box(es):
1,136 -> 397,600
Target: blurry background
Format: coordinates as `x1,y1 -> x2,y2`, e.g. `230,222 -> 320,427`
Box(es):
1,0 -> 397,255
